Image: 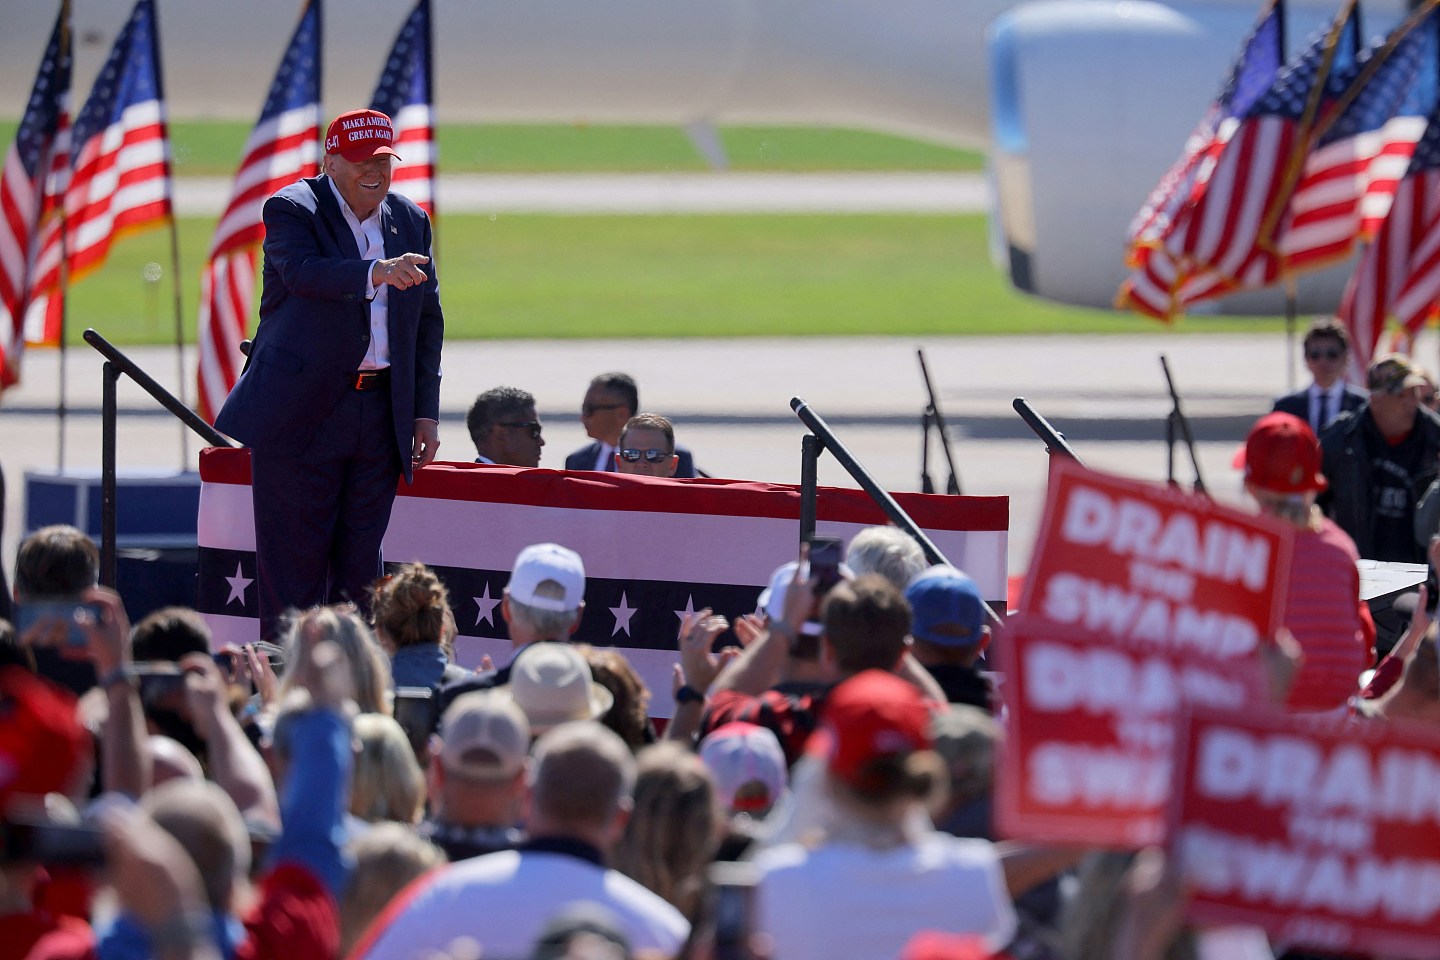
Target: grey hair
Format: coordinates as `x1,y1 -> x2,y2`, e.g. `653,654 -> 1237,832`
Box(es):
845,526 -> 927,591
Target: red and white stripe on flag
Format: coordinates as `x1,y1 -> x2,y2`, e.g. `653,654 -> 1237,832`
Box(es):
195,449 -> 1009,714
1339,171 -> 1440,371
389,103 -> 434,214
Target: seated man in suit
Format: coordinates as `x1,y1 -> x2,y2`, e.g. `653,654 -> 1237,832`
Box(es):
565,372 -> 698,477
466,386 -> 544,466
1272,318 -> 1366,434
614,413 -> 681,478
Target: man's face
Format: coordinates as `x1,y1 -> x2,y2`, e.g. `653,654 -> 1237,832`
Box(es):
1304,335 -> 1346,389
580,385 -> 632,445
1369,386 -> 1420,438
324,151 -> 393,220
489,405 -> 544,467
615,426 -> 678,478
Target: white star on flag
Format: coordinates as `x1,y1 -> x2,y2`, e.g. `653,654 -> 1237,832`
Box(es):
225,562 -> 253,606
610,592 -> 638,637
674,594 -> 698,625
473,583 -> 500,627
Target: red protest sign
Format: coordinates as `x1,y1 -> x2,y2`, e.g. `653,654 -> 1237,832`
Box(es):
1018,459 -> 1293,661
1171,706 -> 1440,958
995,615 -> 1262,847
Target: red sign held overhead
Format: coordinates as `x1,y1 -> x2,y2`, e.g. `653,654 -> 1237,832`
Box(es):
995,615 -> 1262,847
1019,459 -> 1293,661
1171,706 -> 1440,958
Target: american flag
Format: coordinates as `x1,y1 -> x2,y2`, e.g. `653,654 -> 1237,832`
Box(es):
0,0 -> 70,389
1119,3 -> 1360,317
195,448 -> 1010,717
1280,5 -> 1440,275
1338,98 -> 1440,371
195,0 -> 321,422
24,0 -> 172,347
370,0 -> 435,215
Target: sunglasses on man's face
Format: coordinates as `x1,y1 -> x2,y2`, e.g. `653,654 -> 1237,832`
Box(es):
1306,348 -> 1343,361
498,421 -> 543,440
619,448 -> 672,464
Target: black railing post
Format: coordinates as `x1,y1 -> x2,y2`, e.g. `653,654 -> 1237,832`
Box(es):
101,361 -> 119,588
800,434 -> 823,545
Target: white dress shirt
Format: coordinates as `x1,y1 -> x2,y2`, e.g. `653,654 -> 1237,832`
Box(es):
327,178 -> 389,370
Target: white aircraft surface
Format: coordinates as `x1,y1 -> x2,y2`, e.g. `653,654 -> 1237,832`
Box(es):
0,0 -> 1412,314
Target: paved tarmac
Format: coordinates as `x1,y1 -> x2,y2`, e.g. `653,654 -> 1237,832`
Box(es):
8,328 -> 1416,583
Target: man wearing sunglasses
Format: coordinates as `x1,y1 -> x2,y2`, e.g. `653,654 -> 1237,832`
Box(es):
613,414 -> 681,478
466,386 -> 545,467
1272,319 -> 1367,435
565,372 -> 698,477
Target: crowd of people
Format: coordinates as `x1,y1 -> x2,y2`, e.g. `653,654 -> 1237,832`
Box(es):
5,96 -> 1440,958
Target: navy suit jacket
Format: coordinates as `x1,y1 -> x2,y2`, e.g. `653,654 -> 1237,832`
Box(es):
215,176 -> 443,483
1272,384 -> 1366,434
565,440 -> 698,478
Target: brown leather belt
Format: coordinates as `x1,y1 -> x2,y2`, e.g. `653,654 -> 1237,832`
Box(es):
352,368 -> 390,391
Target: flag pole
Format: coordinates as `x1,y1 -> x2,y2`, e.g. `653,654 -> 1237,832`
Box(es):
166,214 -> 189,467
55,206 -> 70,472
1285,276 -> 1298,392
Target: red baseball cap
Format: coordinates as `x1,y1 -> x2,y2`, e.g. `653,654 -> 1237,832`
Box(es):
1244,412 -> 1327,494
324,109 -> 401,163
807,669 -> 931,790
0,666 -> 87,813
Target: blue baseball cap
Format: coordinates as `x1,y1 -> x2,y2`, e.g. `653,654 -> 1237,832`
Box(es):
904,565 -> 985,647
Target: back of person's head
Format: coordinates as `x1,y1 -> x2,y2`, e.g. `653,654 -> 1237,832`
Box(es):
142,779 -> 251,912
132,607 -> 212,663
590,372 -> 639,416
506,543 -> 586,640
371,562 -> 451,650
528,721 -> 635,838
351,712 -> 426,824
438,689 -> 532,782
811,670 -> 944,811
506,642 -> 614,734
529,902 -> 633,960
821,575 -> 911,675
846,527 -> 927,592
14,525 -> 97,599
578,646 -> 652,750
930,705 -> 1001,836
905,566 -> 988,657
280,606 -> 391,715
612,742 -> 721,920
467,386 -> 537,449
340,822 -> 445,956
698,721 -> 788,819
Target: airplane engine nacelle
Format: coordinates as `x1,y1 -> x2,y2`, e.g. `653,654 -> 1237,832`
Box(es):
988,0 -> 1401,316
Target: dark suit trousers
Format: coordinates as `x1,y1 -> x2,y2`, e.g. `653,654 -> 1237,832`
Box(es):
250,385 -> 401,640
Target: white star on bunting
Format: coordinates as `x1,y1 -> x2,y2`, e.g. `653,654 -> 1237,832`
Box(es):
674,594 -> 698,625
610,592 -> 638,637
473,584 -> 500,627
225,562 -> 253,606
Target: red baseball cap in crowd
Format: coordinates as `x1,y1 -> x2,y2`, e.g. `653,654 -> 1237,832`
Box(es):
900,932 -> 1009,960
1243,412 -> 1327,494
0,665 -> 87,812
324,109 -> 401,163
807,669 -> 931,790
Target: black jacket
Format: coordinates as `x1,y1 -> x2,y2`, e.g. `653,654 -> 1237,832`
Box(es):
1317,404 -> 1440,559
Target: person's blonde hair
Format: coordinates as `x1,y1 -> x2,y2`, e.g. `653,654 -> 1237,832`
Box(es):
339,823 -> 445,955
350,713 -> 426,825
612,742 -> 722,921
278,605 -> 392,715
371,563 -> 451,650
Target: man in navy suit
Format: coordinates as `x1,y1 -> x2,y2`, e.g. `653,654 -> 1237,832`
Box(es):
215,109 -> 444,640
565,372 -> 698,477
1272,319 -> 1366,434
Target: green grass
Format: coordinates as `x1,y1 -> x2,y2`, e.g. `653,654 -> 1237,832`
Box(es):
65,214 -> 1279,346
0,120 -> 984,174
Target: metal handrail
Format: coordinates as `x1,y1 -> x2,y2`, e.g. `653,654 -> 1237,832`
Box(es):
790,396 -> 1001,625
83,328 -> 240,586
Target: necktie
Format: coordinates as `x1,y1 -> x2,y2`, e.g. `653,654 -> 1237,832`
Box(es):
1320,391 -> 1333,431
